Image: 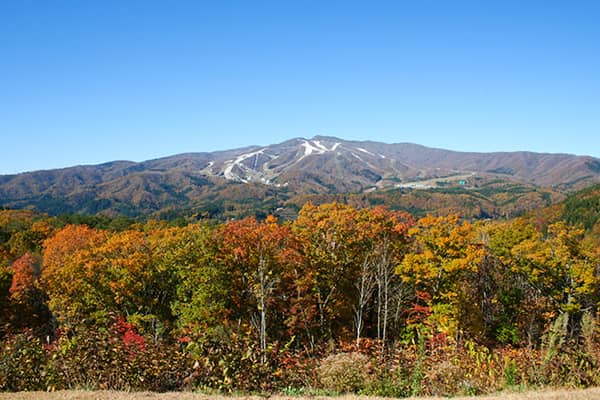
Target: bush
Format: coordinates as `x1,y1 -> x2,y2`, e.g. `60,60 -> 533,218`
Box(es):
426,360 -> 467,396
184,327 -> 280,393
47,319 -> 191,391
0,331 -> 48,391
0,318 -> 192,392
316,352 -> 372,393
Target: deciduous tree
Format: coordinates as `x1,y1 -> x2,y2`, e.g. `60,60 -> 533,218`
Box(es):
219,215 -> 300,362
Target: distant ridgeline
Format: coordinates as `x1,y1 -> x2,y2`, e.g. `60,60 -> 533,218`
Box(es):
1,136 -> 600,220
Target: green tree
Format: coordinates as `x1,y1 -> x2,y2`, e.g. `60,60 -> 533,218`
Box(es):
164,223 -> 227,332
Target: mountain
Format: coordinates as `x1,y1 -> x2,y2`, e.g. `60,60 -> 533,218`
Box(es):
136,136 -> 600,192
1,136 -> 599,219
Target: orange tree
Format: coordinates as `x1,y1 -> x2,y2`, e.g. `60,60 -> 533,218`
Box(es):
216,215 -> 301,363
8,253 -> 51,334
42,224 -> 178,336
42,224 -> 108,326
292,203 -> 414,346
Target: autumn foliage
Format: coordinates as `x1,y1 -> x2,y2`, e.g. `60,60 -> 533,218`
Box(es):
1,201 -> 600,394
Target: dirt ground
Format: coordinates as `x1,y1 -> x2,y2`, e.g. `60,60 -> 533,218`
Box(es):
2,388 -> 600,400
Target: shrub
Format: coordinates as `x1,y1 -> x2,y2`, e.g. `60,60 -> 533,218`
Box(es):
184,327 -> 280,393
316,352 -> 372,393
0,316 -> 193,392
47,319 -> 191,391
0,331 -> 48,391
426,360 -> 467,396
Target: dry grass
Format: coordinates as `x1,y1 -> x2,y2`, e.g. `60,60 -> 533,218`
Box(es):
2,388 -> 600,400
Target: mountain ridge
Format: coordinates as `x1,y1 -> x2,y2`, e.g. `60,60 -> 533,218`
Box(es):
1,136 -> 599,218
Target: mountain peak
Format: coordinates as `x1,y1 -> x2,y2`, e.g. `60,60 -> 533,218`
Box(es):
311,134 -> 343,141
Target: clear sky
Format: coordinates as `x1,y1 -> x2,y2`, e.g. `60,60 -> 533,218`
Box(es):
1,0 -> 599,174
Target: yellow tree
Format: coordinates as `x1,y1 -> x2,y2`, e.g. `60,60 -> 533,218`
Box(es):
42,224 -> 107,326
90,230 -> 164,333
485,218 -> 553,345
513,221 -> 600,334
293,203 -> 366,342
397,214 -> 485,341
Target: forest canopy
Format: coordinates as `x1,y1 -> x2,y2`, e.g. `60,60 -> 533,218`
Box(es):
2,188 -> 600,395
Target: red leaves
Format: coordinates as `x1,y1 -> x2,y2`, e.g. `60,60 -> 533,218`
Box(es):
116,316 -> 145,351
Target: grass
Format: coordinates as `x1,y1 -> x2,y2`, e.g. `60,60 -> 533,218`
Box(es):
3,388 -> 600,400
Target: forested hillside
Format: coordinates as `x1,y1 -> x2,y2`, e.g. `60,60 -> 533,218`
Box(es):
1,137 -> 598,219
2,188 -> 600,395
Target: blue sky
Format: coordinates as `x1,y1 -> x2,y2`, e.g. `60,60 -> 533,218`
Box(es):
1,0 -> 599,174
